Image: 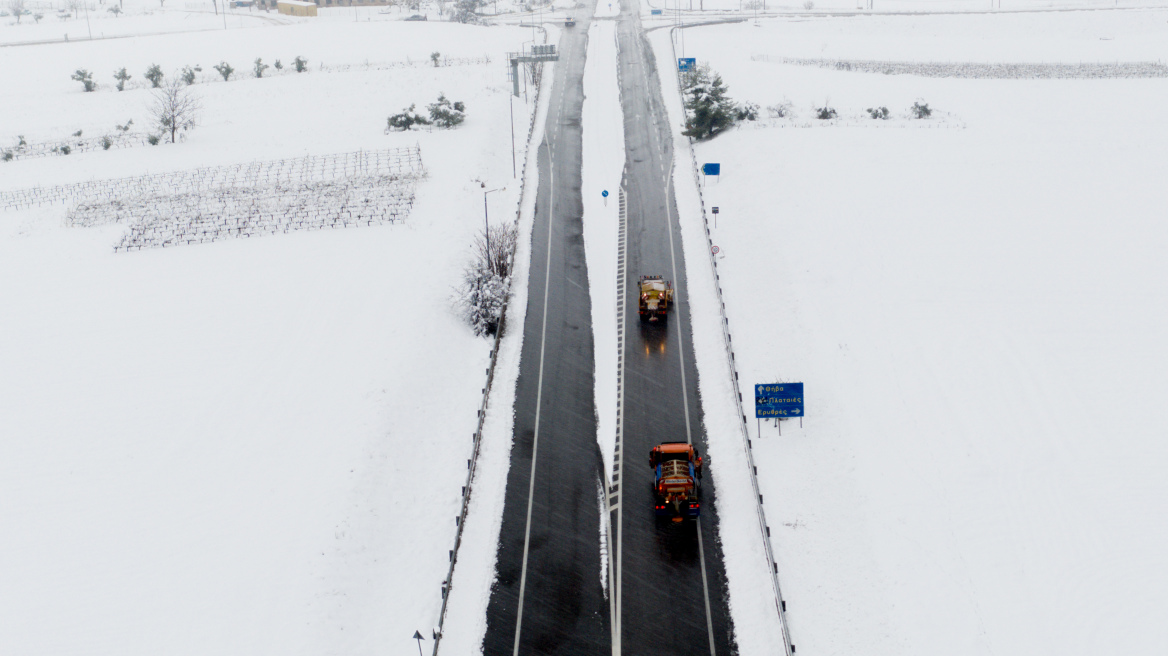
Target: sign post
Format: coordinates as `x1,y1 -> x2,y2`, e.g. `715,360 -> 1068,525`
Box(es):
702,162 -> 720,185
602,189 -> 609,206
755,383 -> 804,437
712,205 -> 719,228
413,631 -> 425,656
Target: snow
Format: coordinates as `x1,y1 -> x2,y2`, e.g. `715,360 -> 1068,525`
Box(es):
0,13 -> 541,656
7,2 -> 1168,655
580,17 -> 624,483
653,8 -> 1168,656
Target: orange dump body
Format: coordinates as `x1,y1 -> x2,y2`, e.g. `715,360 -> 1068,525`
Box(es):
649,442 -> 703,520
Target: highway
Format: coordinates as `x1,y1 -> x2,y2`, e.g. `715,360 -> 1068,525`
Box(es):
609,2 -> 736,656
482,2 -> 736,654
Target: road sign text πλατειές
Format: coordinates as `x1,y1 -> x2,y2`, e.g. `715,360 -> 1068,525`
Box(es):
755,383 -> 804,418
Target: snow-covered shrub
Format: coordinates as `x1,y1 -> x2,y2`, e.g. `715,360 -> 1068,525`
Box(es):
114,67 -> 131,91
293,56 -> 308,73
457,222 -> 519,337
816,105 -> 837,120
453,0 -> 483,24
911,101 -> 932,119
2,151 -> 13,162
181,65 -> 201,85
253,58 -> 269,79
147,134 -> 161,145
101,136 -> 112,150
803,0 -> 814,8
428,94 -> 465,128
767,101 -> 793,118
144,63 -> 164,88
71,69 -> 95,92
274,59 -> 283,71
736,101 -> 759,121
867,106 -> 890,119
117,119 -> 134,132
213,61 -> 234,81
386,104 -> 430,132
431,51 -> 441,67
107,5 -> 121,16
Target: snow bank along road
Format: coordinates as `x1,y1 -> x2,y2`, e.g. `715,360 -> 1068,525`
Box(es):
481,1 -> 737,655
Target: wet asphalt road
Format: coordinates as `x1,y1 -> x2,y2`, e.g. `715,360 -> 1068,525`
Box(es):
610,4 -> 735,656
482,3 -> 735,654
483,9 -> 610,656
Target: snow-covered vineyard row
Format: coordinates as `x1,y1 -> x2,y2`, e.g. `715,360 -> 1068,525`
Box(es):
755,55 -> 1168,78
3,132 -> 150,162
50,57 -> 495,95
0,147 -> 423,211
63,175 -> 418,252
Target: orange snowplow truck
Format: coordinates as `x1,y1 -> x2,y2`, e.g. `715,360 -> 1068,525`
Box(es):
649,442 -> 703,522
638,275 -> 673,322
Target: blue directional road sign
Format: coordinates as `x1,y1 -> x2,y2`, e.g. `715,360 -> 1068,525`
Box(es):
601,189 -> 609,198
755,383 -> 804,418
702,163 -> 720,176
678,58 -> 696,72
651,8 -> 662,14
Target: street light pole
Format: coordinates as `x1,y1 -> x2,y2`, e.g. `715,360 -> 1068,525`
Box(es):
509,94 -> 516,178
482,185 -> 505,273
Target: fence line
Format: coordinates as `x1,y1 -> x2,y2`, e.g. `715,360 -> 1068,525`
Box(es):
753,55 -> 1168,79
2,132 -> 148,163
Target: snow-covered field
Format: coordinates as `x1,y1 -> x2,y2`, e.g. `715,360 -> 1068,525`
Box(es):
0,10 -> 543,656
653,7 -> 1168,655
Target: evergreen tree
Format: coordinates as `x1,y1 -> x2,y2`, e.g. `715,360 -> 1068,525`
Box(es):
213,61 -> 234,81
144,63 -> 164,88
428,94 -> 465,128
682,72 -> 736,140
386,104 -> 431,131
71,69 -> 96,92
113,67 -> 132,91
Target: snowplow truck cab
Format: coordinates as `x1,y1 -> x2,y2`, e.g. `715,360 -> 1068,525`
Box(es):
649,442 -> 703,521
638,275 -> 673,322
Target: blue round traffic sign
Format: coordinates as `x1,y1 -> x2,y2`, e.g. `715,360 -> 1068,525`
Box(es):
601,190 -> 609,198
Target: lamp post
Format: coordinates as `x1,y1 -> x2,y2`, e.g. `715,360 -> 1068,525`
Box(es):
509,94 -> 516,178
482,184 -> 505,273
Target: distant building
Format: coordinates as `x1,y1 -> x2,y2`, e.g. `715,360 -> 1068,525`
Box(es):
310,0 -> 393,6
277,0 -> 318,15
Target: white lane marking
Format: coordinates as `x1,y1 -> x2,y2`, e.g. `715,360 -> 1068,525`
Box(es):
664,164 -> 718,656
512,135 -> 557,656
611,185 -> 629,656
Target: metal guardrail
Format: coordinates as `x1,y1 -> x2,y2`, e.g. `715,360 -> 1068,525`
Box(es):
666,26 -> 796,656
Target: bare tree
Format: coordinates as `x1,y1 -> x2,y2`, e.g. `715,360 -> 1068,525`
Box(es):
151,77 -> 201,144
7,0 -> 27,23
